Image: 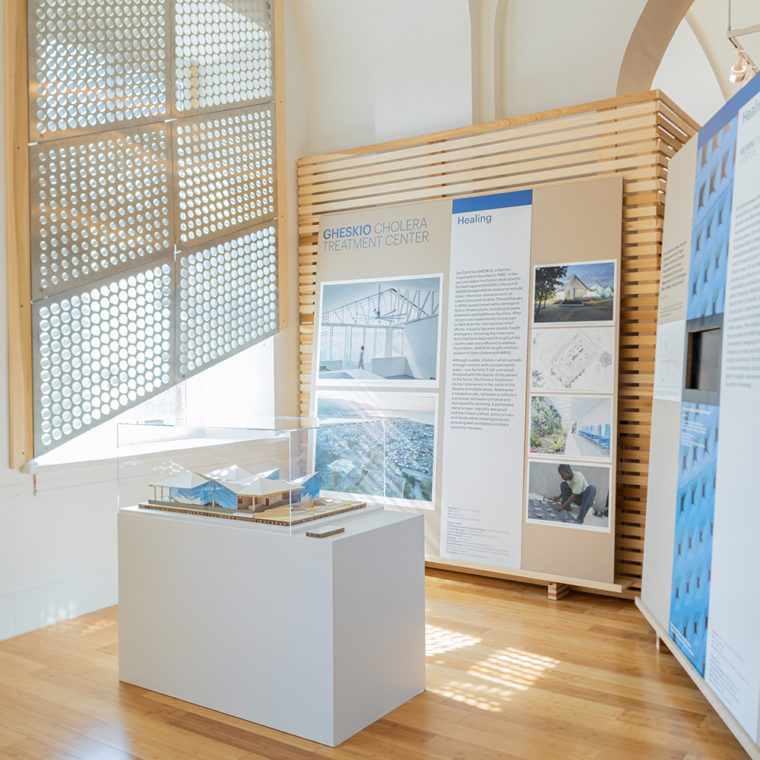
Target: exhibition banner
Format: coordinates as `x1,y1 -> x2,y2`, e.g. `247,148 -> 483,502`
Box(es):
704,76 -> 760,741
440,191 -> 532,568
650,72 -> 760,742
667,105 -> 734,674
669,402 -> 719,675
641,137 -> 696,627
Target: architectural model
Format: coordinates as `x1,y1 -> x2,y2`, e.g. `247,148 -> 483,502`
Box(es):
140,465 -> 366,526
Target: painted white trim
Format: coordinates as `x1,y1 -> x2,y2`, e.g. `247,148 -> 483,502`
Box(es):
0,565 -> 117,641
686,11 -> 732,101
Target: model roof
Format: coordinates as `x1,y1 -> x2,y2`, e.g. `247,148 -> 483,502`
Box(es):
228,478 -> 297,496
203,464 -> 253,482
150,466 -> 316,497
290,472 -> 317,486
149,471 -> 208,489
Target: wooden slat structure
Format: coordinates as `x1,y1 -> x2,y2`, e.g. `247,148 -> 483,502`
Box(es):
297,90 -> 699,595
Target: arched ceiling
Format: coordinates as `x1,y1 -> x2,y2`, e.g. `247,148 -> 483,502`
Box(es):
285,0 -> 755,154
616,0 -> 694,96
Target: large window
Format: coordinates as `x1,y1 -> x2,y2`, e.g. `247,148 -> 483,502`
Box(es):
8,0 -> 283,462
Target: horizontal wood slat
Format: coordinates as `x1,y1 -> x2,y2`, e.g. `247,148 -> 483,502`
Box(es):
297,90 -> 697,596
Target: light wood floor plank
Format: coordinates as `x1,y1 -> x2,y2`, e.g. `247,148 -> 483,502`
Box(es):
0,570 -> 747,759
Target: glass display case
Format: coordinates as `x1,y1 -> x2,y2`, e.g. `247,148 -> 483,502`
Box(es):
116,417 -> 387,535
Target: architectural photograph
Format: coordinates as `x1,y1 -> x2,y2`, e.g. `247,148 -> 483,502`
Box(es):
529,394 -> 613,460
1,1 -> 759,759
533,261 -> 616,323
316,389 -> 436,505
317,276 -> 441,384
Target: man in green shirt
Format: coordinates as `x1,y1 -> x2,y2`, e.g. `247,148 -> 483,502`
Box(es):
551,464 -> 597,525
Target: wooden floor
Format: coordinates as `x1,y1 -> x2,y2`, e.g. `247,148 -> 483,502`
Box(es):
0,570 -> 747,759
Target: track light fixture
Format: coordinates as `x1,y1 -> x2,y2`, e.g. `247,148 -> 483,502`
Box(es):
729,54 -> 748,84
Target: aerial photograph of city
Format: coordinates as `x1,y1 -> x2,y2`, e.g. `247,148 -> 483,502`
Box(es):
316,391 -> 436,505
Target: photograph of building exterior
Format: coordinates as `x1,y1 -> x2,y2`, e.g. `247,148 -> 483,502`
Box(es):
534,261 -> 616,323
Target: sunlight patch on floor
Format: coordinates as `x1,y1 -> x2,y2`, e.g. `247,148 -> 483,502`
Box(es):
469,647 -> 559,691
425,624 -> 481,656
428,645 -> 560,712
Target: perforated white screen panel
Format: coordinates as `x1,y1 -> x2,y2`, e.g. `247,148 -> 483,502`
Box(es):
173,105 -> 276,247
177,225 -> 278,377
29,0 -> 168,141
33,262 -> 175,453
30,127 -> 172,299
27,0 -> 279,457
175,0 -> 273,114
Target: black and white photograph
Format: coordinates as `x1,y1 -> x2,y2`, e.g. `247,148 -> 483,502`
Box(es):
526,460 -> 611,531
533,261 -> 615,324
317,276 -> 441,385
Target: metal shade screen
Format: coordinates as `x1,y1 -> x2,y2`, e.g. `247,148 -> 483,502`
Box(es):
175,0 -> 274,113
33,262 -> 175,451
177,224 -> 278,377
29,0 -> 169,142
30,126 -> 173,300
27,0 -> 278,456
173,105 -> 276,247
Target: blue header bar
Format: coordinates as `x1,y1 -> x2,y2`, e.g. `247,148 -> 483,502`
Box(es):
699,72 -> 760,148
452,189 -> 532,214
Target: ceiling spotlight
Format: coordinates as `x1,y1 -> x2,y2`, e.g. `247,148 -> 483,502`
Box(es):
729,55 -> 748,84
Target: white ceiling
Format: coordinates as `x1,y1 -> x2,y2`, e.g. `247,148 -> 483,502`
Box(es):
285,0 -> 759,156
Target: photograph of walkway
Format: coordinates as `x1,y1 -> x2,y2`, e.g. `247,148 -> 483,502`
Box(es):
529,395 -> 612,461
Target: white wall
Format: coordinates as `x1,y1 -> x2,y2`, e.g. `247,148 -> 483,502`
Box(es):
652,19 -> 725,126
0,9 -> 119,639
287,0 -> 378,154
274,0 -> 311,418
404,316 -> 439,381
287,0 -> 472,153
501,0 -> 646,117
367,0 -> 471,143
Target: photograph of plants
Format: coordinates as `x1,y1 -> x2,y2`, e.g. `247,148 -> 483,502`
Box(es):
529,395 -> 612,461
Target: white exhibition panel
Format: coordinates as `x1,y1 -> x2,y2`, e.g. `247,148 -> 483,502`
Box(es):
705,88 -> 760,741
640,136 -> 696,628
118,507 -> 425,747
642,72 -> 760,753
312,180 -> 621,584
440,193 -> 532,568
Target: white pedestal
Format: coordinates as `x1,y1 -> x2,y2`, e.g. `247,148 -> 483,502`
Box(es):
118,507 -> 425,746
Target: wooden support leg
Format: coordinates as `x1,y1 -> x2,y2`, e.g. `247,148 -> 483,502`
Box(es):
548,583 -> 570,601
